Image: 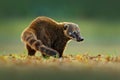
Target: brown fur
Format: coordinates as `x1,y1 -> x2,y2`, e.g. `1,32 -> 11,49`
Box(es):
21,16 -> 81,57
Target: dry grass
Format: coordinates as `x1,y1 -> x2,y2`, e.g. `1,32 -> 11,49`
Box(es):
0,54 -> 120,80
0,54 -> 120,69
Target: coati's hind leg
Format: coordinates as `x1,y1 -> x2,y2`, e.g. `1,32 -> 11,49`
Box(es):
26,44 -> 36,56
22,31 -> 59,57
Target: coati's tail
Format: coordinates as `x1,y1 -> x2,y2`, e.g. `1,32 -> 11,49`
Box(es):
21,31 -> 59,57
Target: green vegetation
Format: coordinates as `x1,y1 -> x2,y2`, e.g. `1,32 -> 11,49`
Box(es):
0,0 -> 120,19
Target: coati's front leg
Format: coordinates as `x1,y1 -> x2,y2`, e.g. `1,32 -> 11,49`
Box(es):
26,44 -> 36,56
40,45 -> 59,57
22,31 -> 59,57
52,40 -> 68,58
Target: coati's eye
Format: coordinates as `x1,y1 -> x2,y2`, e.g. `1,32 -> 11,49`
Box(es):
72,31 -> 76,33
69,31 -> 76,36
64,24 -> 69,30
73,30 -> 80,34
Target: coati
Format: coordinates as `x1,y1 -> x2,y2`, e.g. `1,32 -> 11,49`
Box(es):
21,16 -> 84,58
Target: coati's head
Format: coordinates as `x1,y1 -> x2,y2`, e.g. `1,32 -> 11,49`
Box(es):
63,23 -> 84,42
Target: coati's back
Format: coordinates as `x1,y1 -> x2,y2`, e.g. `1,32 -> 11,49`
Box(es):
29,16 -> 59,29
24,16 -> 62,37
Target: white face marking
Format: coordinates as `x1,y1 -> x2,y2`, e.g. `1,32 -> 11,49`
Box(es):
69,32 -> 72,35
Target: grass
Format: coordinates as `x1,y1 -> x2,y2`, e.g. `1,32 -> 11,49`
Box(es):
0,54 -> 120,80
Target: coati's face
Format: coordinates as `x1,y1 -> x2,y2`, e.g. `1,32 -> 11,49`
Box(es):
63,23 -> 84,42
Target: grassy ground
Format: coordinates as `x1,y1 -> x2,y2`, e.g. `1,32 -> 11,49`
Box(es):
0,54 -> 120,80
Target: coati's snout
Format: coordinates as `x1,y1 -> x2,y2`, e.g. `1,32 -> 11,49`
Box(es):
64,23 -> 84,42
76,36 -> 84,42
68,30 -> 84,42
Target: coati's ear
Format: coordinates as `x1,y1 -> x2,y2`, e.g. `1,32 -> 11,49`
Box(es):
63,24 -> 69,30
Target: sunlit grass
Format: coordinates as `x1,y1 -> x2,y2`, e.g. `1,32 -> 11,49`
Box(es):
0,53 -> 120,80
0,53 -> 120,68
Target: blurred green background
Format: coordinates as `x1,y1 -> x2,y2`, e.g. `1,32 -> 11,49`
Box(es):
0,0 -> 120,55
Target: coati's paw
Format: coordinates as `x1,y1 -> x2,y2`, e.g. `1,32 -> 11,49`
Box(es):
40,45 -> 59,57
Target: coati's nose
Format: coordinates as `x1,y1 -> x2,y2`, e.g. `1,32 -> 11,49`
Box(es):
80,38 -> 84,41
77,37 -> 84,42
